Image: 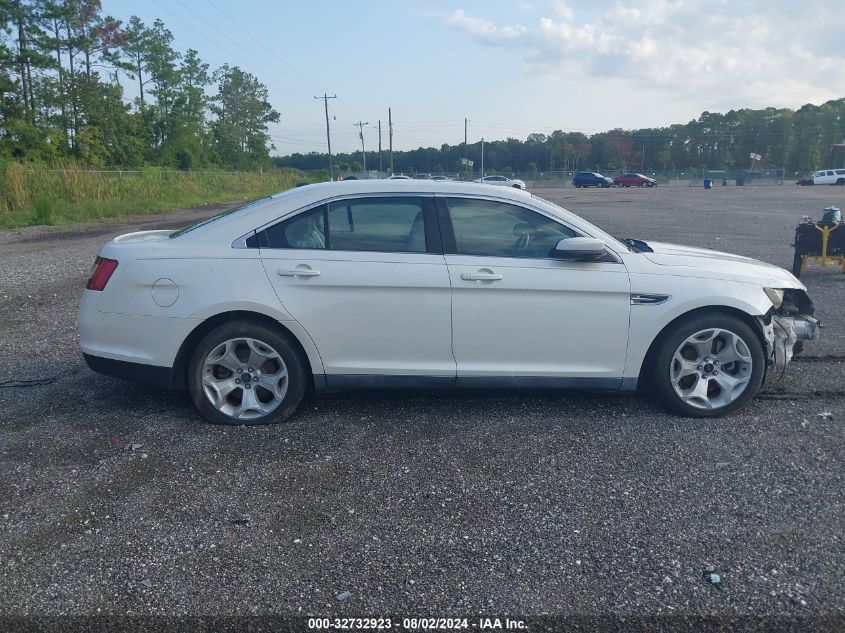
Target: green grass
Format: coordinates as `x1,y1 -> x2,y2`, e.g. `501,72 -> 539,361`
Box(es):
0,163 -> 317,229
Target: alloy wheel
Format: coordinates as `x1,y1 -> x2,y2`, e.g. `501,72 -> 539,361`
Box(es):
670,328 -> 753,410
201,337 -> 289,420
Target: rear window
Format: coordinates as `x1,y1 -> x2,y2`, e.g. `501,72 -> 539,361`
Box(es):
170,198 -> 270,238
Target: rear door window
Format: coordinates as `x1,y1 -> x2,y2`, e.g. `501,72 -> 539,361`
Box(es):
253,197 -> 430,254
327,197 -> 426,253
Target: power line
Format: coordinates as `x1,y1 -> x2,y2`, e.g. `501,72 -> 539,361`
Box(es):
149,0 -> 311,101
204,0 -> 323,93
267,134 -> 332,147
161,0 -> 370,133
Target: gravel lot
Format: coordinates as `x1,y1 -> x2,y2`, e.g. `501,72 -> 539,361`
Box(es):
0,185 -> 843,625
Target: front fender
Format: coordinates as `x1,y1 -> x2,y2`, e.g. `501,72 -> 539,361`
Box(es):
624,275 -> 773,380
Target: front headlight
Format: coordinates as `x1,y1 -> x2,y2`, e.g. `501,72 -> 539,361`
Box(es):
764,287 -> 784,308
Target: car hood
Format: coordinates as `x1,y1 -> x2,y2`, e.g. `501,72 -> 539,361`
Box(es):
641,241 -> 804,288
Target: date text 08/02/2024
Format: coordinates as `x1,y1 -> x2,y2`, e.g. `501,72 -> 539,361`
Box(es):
307,617 -> 528,630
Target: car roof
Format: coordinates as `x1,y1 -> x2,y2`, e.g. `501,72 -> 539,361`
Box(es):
181,179 -> 534,239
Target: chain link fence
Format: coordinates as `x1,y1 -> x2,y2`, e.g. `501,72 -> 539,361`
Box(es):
517,168 -> 785,187
333,167 -> 786,186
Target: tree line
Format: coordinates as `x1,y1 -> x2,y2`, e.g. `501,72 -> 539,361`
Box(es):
0,0 -> 280,169
275,99 -> 845,176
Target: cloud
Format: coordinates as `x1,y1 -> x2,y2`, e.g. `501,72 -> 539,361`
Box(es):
441,1 -> 845,108
552,1 -> 574,21
443,9 -> 527,43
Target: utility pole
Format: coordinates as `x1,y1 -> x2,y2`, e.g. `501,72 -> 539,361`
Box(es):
464,118 -> 468,161
378,120 -> 383,174
314,93 -> 337,180
388,108 -> 394,175
481,138 -> 484,179
354,120 -> 369,174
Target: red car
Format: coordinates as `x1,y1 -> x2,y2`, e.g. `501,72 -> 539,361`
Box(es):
613,173 -> 658,187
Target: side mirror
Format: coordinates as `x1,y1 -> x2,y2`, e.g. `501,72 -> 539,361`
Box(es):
553,237 -> 608,261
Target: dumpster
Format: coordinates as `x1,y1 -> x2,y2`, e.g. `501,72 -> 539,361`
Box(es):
703,179 -> 712,189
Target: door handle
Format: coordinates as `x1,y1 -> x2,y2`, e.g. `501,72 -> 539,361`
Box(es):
461,270 -> 503,281
277,267 -> 320,277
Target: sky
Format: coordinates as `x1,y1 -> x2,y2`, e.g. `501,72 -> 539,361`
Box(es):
101,0 -> 845,156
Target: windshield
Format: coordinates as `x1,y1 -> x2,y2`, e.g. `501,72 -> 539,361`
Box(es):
169,198 -> 271,238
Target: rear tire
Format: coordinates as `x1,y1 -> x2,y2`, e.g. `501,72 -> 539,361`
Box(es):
187,320 -> 308,425
651,313 -> 765,418
836,178 -> 845,186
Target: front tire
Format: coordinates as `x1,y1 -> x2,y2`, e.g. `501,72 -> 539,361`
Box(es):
792,252 -> 803,278
651,313 -> 765,417
187,320 -> 308,425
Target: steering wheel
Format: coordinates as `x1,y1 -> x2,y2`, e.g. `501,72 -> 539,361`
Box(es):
512,222 -> 534,255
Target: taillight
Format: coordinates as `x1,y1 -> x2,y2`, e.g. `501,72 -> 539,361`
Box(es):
86,256 -> 118,291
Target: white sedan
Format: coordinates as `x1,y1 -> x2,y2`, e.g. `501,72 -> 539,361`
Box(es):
474,175 -> 526,189
79,180 -> 818,425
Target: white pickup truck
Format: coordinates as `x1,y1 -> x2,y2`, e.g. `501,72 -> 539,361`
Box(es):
813,168 -> 845,185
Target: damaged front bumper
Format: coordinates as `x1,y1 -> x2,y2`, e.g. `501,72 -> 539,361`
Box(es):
757,290 -> 820,381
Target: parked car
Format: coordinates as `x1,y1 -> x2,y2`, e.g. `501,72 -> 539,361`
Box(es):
474,175 -> 526,189
386,174 -> 411,180
430,175 -> 451,182
614,173 -> 658,187
80,180 -> 818,425
572,172 -> 613,188
812,169 -> 845,185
